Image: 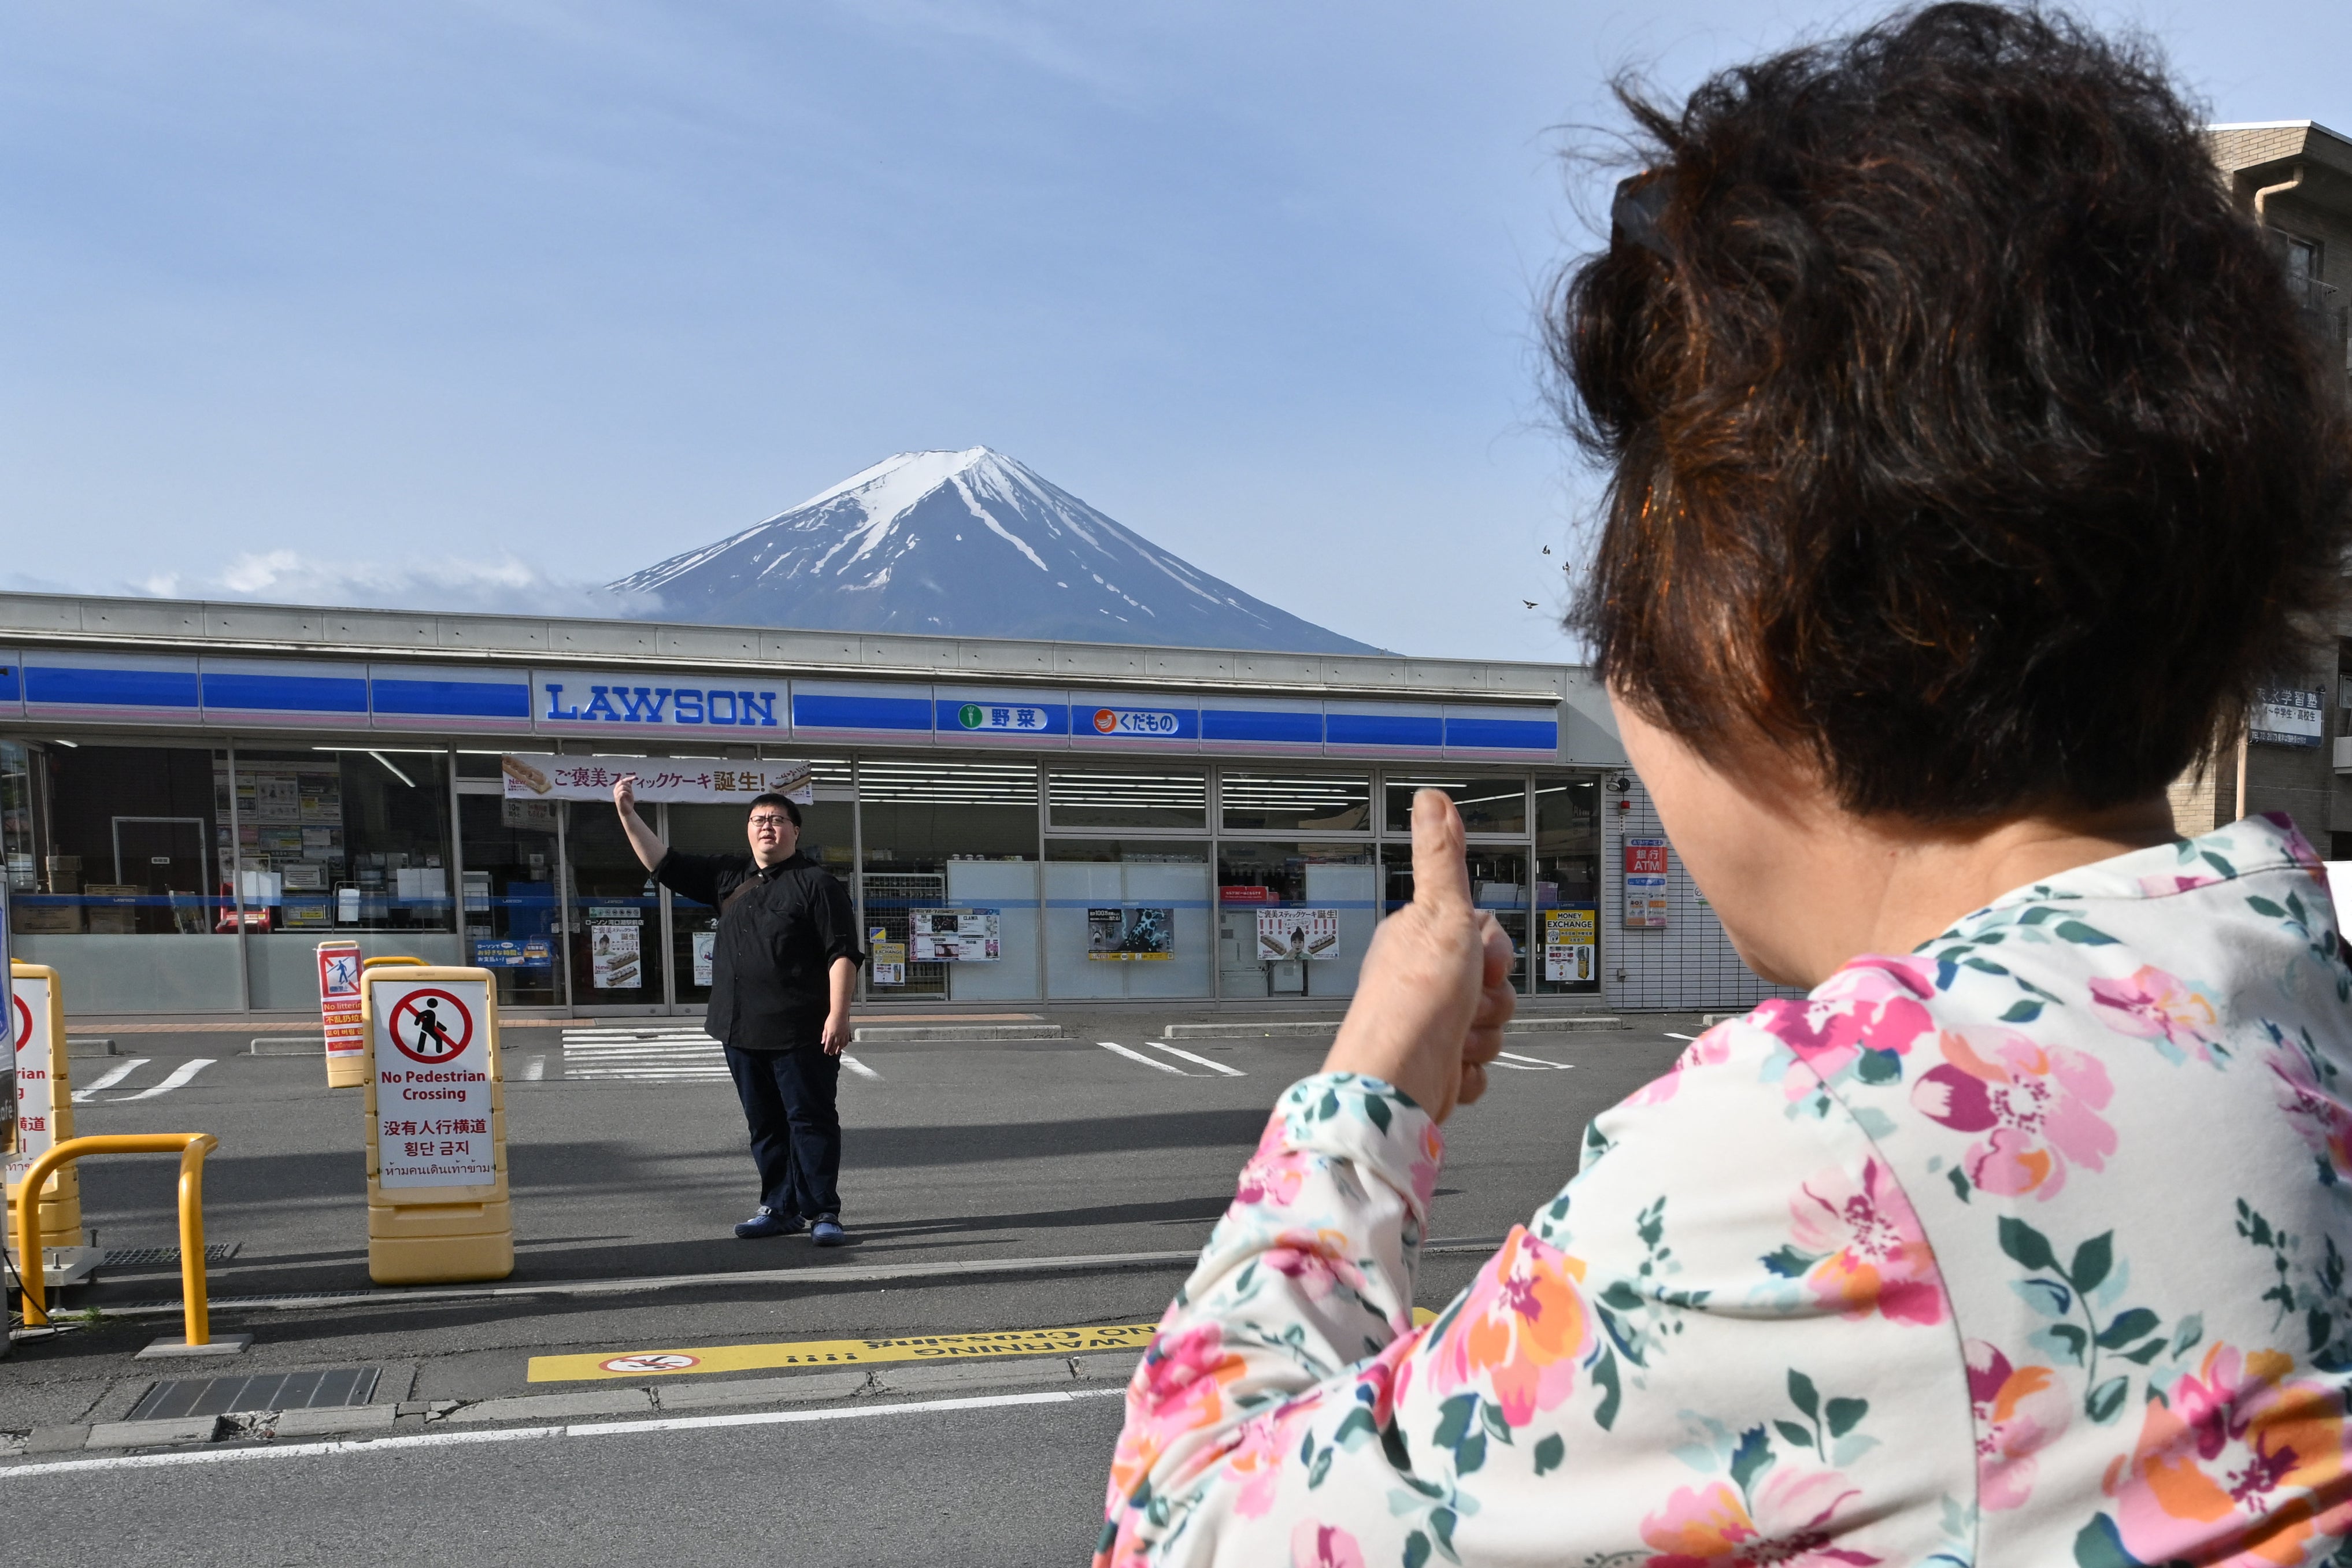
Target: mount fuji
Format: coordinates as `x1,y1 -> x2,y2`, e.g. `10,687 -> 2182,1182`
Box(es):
609,448 -> 1380,654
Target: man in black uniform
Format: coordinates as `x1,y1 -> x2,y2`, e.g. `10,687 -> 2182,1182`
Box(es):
612,776 -> 862,1244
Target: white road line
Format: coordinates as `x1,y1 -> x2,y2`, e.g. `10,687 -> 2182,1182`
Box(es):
1664,1032 -> 1698,1041
1493,1051 -> 1573,1072
520,1055 -> 547,1081
71,1059 -> 150,1101
0,1388 -> 1127,1480
1099,1040 -> 1187,1076
109,1059 -> 216,1102
841,1055 -> 880,1080
1145,1041 -> 1244,1077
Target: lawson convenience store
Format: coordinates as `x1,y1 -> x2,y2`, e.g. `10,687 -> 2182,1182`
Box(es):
0,591 -> 1697,1018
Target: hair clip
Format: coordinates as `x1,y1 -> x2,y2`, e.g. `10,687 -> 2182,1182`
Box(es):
1612,174 -> 1673,264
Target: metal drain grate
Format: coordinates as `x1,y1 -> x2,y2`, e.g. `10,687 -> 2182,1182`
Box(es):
103,1243 -> 241,1269
129,1366 -> 383,1421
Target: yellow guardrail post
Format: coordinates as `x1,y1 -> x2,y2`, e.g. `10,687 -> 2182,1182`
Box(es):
12,1133 -> 249,1358
361,957 -> 429,970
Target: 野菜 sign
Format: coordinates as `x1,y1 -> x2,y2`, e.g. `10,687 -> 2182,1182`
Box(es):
2251,688 -> 2325,749
1254,908 -> 1338,961
952,703 -> 1053,734
501,755 -> 814,804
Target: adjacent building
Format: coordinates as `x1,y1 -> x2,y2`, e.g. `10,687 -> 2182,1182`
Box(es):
2186,122 -> 2352,852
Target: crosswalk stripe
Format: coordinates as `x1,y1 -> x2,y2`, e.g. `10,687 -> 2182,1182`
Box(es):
1099,1040 -> 1187,1076
1144,1041 -> 1244,1077
560,1028 -> 727,1082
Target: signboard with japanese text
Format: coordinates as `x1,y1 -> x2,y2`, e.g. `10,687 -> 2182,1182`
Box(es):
1254,907 -> 1338,961
1542,907 -> 1597,982
500,755 -> 814,805
1624,839 -> 1669,876
2253,688 -> 2326,749
909,909 -> 1001,962
3,968 -> 54,1187
1624,874 -> 1668,929
472,936 -> 554,970
318,939 -> 366,1083
868,927 -> 906,987
372,975 -> 496,1189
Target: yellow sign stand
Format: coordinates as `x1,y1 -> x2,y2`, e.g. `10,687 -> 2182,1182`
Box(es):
360,965 -> 513,1285
3,962 -> 91,1272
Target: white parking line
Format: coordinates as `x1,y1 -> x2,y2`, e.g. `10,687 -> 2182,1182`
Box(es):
0,1387 -> 1127,1480
1664,1032 -> 1697,1041
109,1060 -> 216,1102
841,1055 -> 880,1080
71,1059 -> 150,1102
1099,1040 -> 1187,1076
1492,1051 -> 1573,1072
1144,1041 -> 1244,1077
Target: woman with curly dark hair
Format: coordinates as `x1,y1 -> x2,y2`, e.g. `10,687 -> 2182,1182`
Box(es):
1095,6 -> 2352,1565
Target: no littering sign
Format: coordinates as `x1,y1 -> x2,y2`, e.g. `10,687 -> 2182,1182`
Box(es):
601,1354 -> 700,1374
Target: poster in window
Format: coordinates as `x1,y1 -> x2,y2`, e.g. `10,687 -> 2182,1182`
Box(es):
910,908 -> 1000,962
692,929 -> 716,987
1254,908 -> 1338,961
868,926 -> 907,987
590,921 -> 641,989
1624,874 -> 1668,929
1542,907 -> 1597,982
1087,906 -> 1175,961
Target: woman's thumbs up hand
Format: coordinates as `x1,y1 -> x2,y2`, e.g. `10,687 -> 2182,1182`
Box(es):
1321,789 -> 1516,1121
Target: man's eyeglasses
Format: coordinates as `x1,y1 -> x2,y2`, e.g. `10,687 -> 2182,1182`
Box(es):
747,815 -> 794,829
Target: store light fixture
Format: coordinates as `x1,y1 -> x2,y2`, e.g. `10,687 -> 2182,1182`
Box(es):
50,739 -> 77,748
368,751 -> 416,788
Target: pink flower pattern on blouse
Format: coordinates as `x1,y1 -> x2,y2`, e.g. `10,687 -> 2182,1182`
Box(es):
1097,814 -> 2352,1568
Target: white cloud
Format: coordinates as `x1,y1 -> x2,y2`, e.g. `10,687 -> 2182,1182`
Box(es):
124,550 -> 664,619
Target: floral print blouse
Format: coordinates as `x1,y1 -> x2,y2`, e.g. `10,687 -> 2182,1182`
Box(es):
1097,814 -> 2352,1567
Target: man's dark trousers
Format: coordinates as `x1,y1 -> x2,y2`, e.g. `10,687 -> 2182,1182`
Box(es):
722,1043 -> 842,1221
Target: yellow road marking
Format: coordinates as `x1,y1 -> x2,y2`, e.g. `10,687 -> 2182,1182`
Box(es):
529,1324 -> 1161,1383
534,1306 -> 1447,1382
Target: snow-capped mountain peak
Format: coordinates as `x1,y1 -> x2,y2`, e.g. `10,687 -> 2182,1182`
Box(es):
609,448 -> 1377,653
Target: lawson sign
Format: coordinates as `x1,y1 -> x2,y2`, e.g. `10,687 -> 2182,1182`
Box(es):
534,668 -> 781,737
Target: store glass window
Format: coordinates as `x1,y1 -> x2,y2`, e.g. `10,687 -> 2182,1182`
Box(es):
1383,842 -> 1531,994
1383,776 -> 1528,836
858,759 -> 1039,1002
1218,771 -> 1372,833
236,748 -> 458,1009
668,762 -> 853,1011
5,741 -> 242,1013
1043,839 -> 1211,999
457,792 -> 561,1008
1532,774 -> 1602,995
1215,841 -> 1376,1000
1047,769 -> 1207,831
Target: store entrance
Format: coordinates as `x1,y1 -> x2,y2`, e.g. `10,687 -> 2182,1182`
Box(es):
562,802 -> 664,1011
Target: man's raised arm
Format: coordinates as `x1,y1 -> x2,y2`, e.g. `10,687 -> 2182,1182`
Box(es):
612,775 -> 667,872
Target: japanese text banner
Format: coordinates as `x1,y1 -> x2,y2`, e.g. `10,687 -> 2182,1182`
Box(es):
501,754 -> 814,805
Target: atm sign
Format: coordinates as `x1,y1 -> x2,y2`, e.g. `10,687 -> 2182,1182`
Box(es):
1091,708 -> 1180,736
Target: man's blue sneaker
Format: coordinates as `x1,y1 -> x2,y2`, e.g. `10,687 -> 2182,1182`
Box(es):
811,1215 -> 848,1247
735,1207 -> 807,1239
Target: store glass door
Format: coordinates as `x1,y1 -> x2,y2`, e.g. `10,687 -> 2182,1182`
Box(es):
457,794 -> 562,1007
563,802 -> 663,1010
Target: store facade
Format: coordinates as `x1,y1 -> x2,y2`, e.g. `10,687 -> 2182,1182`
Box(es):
0,592 -> 1774,1017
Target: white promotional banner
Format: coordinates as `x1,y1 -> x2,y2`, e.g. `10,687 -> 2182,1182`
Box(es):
500,754 -> 814,805
910,908 -> 1001,962
4,972 -> 52,1186
373,976 -> 496,1188
1254,907 -> 1339,961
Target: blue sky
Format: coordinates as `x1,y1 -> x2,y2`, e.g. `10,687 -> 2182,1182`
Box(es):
6,1 -> 2348,662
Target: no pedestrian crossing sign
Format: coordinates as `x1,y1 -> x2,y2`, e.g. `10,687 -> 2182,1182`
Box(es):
371,975 -> 495,1189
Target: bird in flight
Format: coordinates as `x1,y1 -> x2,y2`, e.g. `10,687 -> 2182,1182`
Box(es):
1523,600 -> 1538,609
1542,545 -> 1551,554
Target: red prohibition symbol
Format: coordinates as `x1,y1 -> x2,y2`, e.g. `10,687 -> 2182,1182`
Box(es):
12,993 -> 29,1051
388,988 -> 474,1064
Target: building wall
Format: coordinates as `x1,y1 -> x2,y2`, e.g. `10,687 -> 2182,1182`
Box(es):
1599,767 -> 1801,1015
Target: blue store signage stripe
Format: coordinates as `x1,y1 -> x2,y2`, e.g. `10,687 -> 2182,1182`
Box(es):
793,693 -> 932,733
372,677 -> 534,720
203,672 -> 369,714
27,665 -> 200,710
1444,716 -> 1558,752
1326,713 -> 1442,749
1201,707 -> 1323,746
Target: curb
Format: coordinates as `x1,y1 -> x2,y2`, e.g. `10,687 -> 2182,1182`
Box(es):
1164,1017 -> 1621,1040
851,1024 -> 1066,1042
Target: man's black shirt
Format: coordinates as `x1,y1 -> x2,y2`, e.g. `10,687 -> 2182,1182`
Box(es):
653,848 -> 863,1050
